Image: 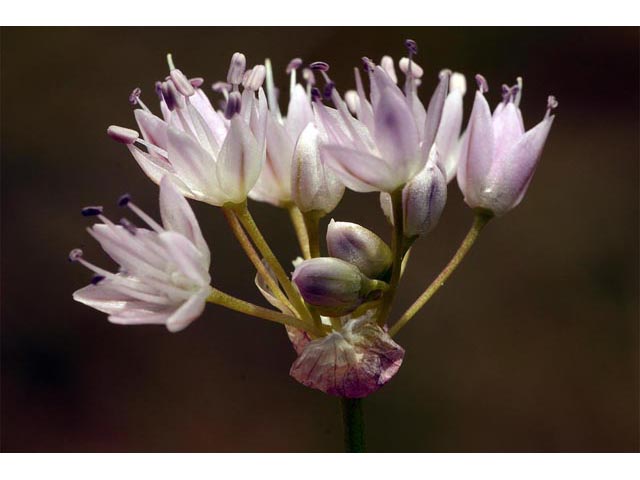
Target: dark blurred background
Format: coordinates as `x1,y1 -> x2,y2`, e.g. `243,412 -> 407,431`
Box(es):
1,27 -> 638,452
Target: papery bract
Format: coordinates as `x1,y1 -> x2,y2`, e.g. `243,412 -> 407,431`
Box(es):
290,313 -> 405,398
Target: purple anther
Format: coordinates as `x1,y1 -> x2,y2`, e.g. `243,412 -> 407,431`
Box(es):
117,193 -> 131,207
309,61 -> 330,72
404,39 -> 418,55
128,87 -> 142,105
170,68 -> 196,97
310,87 -> 322,102
286,58 -> 303,74
189,77 -> 204,88
81,206 -> 103,217
224,91 -> 242,119
154,81 -> 164,99
90,275 -> 106,285
501,84 -> 511,102
361,57 -> 375,73
211,81 -> 231,93
68,248 -> 84,262
107,125 -> 139,145
475,74 -> 489,93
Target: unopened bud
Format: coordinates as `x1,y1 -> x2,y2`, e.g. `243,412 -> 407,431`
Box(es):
292,258 -> 387,316
326,220 -> 392,279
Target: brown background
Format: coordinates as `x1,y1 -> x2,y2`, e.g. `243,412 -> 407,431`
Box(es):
1,27 -> 638,452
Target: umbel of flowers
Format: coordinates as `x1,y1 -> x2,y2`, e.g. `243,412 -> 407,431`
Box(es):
72,42 -> 556,401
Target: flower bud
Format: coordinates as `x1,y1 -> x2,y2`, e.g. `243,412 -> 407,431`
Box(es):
292,257 -> 387,316
291,123 -> 344,215
457,76 -> 556,216
380,147 -> 447,239
326,220 -> 392,279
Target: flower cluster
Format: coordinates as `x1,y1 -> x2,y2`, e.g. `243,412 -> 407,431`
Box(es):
71,41 -> 556,399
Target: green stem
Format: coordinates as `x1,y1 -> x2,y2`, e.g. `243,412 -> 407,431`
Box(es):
302,211 -> 322,258
376,189 -> 404,326
341,398 -> 365,452
232,202 -> 317,329
222,207 -> 295,314
389,212 -> 492,337
287,205 -> 311,260
207,288 -> 318,334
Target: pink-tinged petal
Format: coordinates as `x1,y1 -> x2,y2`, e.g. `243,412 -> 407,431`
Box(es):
402,148 -> 448,237
159,176 -> 210,263
108,309 -> 173,326
321,145 -> 404,193
491,101 -> 525,165
290,315 -> 405,398
286,326 -> 312,355
73,283 -> 140,315
166,126 -> 217,197
373,85 -> 422,182
455,128 -> 470,191
157,231 -> 210,285
423,70 -> 450,154
165,287 -> 211,333
481,115 -> 555,215
291,124 -> 345,214
190,89 -> 229,146
286,84 -> 314,141
216,116 -> 262,204
435,89 -> 464,180
127,144 -> 174,187
134,109 -> 169,153
463,91 -> 495,205
254,261 -> 295,316
354,67 -> 375,132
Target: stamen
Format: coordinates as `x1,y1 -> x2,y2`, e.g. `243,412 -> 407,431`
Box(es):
91,275 -> 106,285
123,200 -> 164,233
81,206 -> 104,217
211,81 -> 231,92
344,90 -> 360,115
227,52 -> 247,86
286,58 -> 303,74
155,81 -> 164,100
129,87 -> 142,106
509,85 -> 520,103
514,77 -> 523,107
361,57 -> 375,73
399,57 -> 424,78
166,53 -> 176,71
546,95 -> 558,118
475,74 -> 489,93
404,39 -> 418,55
310,87 -> 322,103
117,194 -> 131,207
224,91 -> 242,119
380,56 -> 397,83
189,77 -> 204,88
68,248 -> 84,262
170,69 -> 196,97
323,81 -> 335,100
243,65 -> 266,91
309,61 -> 330,72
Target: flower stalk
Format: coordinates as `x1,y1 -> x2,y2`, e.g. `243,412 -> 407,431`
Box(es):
287,205 -> 311,259
389,212 -> 492,337
341,398 -> 365,453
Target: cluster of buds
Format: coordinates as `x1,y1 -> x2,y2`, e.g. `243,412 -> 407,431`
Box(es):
72,40 -> 556,399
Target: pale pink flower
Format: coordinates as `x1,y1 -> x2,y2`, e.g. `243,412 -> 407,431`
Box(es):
108,53 -> 267,207
70,176 -> 211,332
314,40 -> 450,193
457,75 -> 557,216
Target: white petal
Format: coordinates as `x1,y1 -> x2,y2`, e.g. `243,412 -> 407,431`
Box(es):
165,287 -> 211,332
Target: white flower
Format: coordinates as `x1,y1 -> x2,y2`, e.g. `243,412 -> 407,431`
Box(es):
71,176 -> 212,332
